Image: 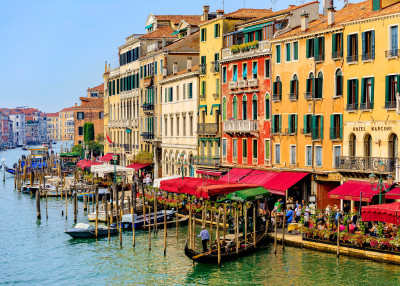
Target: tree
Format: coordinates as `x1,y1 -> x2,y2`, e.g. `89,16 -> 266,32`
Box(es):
71,144 -> 84,158
83,122 -> 95,143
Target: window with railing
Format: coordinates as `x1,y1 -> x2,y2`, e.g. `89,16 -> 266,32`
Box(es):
360,77 -> 374,110
272,77 -> 282,101
289,75 -> 299,100
271,114 -> 281,133
311,115 -> 323,140
346,79 -> 359,111
386,26 -> 399,58
287,114 -> 297,134
330,114 -> 342,140
332,33 -> 343,59
347,34 -> 359,63
385,75 -> 399,109
362,30 -> 375,61
314,36 -> 325,62
302,114 -> 312,135
335,69 -> 343,97
305,73 -> 314,100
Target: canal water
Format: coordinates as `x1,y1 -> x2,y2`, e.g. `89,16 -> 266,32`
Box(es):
2,145 -> 400,285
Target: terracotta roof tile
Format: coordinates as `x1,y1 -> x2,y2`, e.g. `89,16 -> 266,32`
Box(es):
60,106 -> 75,112
224,8 -> 273,19
75,98 -> 104,109
88,83 -> 104,93
162,64 -> 199,80
155,15 -> 201,25
139,26 -> 177,39
46,112 -> 59,117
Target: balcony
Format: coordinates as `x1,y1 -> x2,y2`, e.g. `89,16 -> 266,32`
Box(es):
197,123 -> 219,136
238,80 -> 247,89
192,156 -> 220,167
223,120 -> 258,134
200,93 -> 206,100
300,128 -> 311,135
386,49 -> 400,58
384,101 -> 397,110
362,52 -> 375,61
212,93 -> 219,100
129,119 -> 139,128
200,64 -> 207,75
123,144 -> 131,152
346,55 -> 359,64
141,132 -> 154,141
336,156 -> 397,173
288,93 -> 298,101
329,127 -> 342,140
247,79 -> 259,88
346,103 -> 358,111
142,103 -> 154,113
229,81 -> 238,89
304,92 -> 316,100
314,54 -> 325,62
211,61 -> 219,73
272,94 -> 281,102
221,40 -> 271,60
360,102 -> 374,110
332,51 -> 343,60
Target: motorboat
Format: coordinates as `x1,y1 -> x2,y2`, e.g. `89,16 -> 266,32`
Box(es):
21,183 -> 40,194
22,145 -> 28,150
39,183 -> 60,197
121,210 -> 176,230
64,223 -> 118,239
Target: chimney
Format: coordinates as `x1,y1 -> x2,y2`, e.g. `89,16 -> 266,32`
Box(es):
187,25 -> 192,36
327,1 -> 335,26
301,12 -> 309,32
323,0 -> 334,16
162,37 -> 166,48
187,57 -> 192,71
216,10 -> 224,16
202,6 -> 210,21
173,62 -> 178,75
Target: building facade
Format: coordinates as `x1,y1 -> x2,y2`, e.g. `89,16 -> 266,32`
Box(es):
59,107 -> 74,140
46,113 -> 59,141
9,112 -> 25,146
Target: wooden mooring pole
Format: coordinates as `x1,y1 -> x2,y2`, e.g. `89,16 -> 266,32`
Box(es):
36,186 -> 41,219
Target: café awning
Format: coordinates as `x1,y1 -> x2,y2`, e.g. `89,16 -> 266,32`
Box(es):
263,172 -> 308,196
126,163 -> 151,170
153,175 -> 181,189
219,168 -> 253,183
239,170 -> 278,186
196,170 -> 223,177
99,153 -> 115,162
385,188 -> 400,200
218,187 -> 270,203
328,180 -> 385,202
361,202 -> 400,224
195,183 -> 259,199
159,177 -> 220,195
76,159 -> 101,169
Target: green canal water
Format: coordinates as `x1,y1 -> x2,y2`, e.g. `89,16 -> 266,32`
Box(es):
2,146 -> 400,285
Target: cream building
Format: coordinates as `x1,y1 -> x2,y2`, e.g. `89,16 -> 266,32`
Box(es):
159,63 -> 199,177
59,107 -> 74,140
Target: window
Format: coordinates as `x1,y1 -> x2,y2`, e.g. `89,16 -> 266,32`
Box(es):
290,145 -> 296,165
169,87 -> 173,102
252,94 -> 257,120
201,28 -> 206,42
303,114 -> 312,134
315,146 -> 322,167
314,72 -> 323,99
222,66 -> 227,83
272,77 -> 282,100
312,115 -> 324,140
264,24 -> 274,40
222,138 -> 227,157
216,79 -> 220,96
347,34 -> 359,62
233,138 -> 238,158
252,61 -> 258,79
242,95 -> 247,120
275,144 -> 281,164
276,45 -> 281,63
264,59 -> 270,78
290,75 -> 299,100
189,115 -> 193,136
253,139 -> 258,159
160,59 -> 163,74
214,23 -> 220,38
176,116 -> 180,136
77,112 -> 84,120
293,41 -> 299,61
176,85 -> 180,101
78,126 -> 83,136
385,75 -> 399,109
242,63 -> 247,80
285,43 -> 291,62
333,146 -> 342,168
360,77 -> 374,110
99,111 -> 104,119
330,114 -> 343,140
265,93 -> 270,120
201,81 -> 206,97
170,117 -> 173,136
233,65 -> 238,82
222,97 -> 227,121
306,38 -> 315,58
314,36 -> 325,61
388,26 -> 399,57
188,83 -> 193,99
332,33 -> 343,58
272,114 -> 281,133
389,133 -> 398,158
242,139 -> 247,158
335,69 -> 343,97
364,134 -> 372,157
182,83 -> 186,100
288,114 -> 297,134
264,139 -> 270,164
305,146 -> 312,166
362,30 -> 375,60
233,96 -> 238,119
346,79 -> 359,111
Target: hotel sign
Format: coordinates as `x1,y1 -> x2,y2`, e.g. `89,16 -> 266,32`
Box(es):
352,126 -> 393,132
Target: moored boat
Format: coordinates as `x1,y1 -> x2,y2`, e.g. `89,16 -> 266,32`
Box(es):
64,223 -> 118,239
121,210 -> 176,229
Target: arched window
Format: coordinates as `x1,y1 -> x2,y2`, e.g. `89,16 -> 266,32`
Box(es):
364,134 -> 372,157
389,133 -> 398,158
306,73 -> 314,98
242,95 -> 247,120
252,94 -> 258,120
290,75 -> 299,100
222,97 -> 227,121
316,71 -> 323,99
265,93 -> 270,120
349,133 -> 356,157
335,69 -> 343,97
233,96 -> 238,119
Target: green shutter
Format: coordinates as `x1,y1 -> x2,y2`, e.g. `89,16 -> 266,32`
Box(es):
361,78 -> 365,104
311,115 -> 317,139
320,116 -> 324,140
339,114 -> 343,139
294,114 -> 298,133
397,75 -> 400,95
355,79 -> 359,108
332,33 -> 337,54
272,115 -> 275,133
294,42 -> 298,60
276,45 -> 281,63
290,80 -> 294,94
340,33 -> 344,57
278,115 -> 282,133
318,77 -> 323,98
306,78 -> 310,93
272,82 -> 276,95
303,115 -> 308,134
385,75 -> 390,102
347,80 -> 351,104
314,37 -> 319,58
330,115 -> 334,139
306,39 -> 310,58
245,33 -> 249,43
279,81 -> 282,99
321,36 -> 325,59
288,114 -> 292,133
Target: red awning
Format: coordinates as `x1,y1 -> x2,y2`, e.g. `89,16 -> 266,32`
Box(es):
99,153 -> 114,162
126,163 -> 151,170
219,168 -> 254,183
385,188 -> 400,200
263,172 -> 309,196
239,170 -> 279,189
77,159 -> 101,168
328,180 -> 386,202
196,170 -> 223,177
194,183 -> 259,199
361,202 -> 400,224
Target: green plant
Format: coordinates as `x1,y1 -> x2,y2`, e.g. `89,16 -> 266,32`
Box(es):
377,222 -> 384,237
83,122 -> 95,142
132,150 -> 153,164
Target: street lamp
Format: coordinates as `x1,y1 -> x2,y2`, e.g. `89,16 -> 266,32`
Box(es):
177,153 -> 186,180
369,161 -> 395,204
113,150 -> 118,184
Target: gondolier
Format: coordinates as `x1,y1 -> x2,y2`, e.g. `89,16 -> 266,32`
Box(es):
196,226 -> 210,253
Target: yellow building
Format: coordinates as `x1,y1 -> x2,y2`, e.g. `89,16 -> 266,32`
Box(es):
59,107 -> 74,141
196,7 -> 272,173
46,112 -> 59,141
340,0 -> 400,184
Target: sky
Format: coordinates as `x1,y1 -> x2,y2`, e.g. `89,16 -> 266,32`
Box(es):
0,0 -> 347,113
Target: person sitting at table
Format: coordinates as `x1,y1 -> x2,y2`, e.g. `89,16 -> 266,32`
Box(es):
286,207 -> 294,224
369,223 -> 378,236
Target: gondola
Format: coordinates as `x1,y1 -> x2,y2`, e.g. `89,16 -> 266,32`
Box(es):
184,227 -> 267,264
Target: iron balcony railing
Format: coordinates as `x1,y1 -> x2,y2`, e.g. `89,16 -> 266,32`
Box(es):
329,127 -> 342,140
140,132 -> 154,140
346,54 -> 359,63
211,61 -> 219,73
346,103 -> 358,111
288,93 -> 298,101
272,94 -> 281,102
332,51 -> 343,59
304,92 -> 315,100
200,64 -> 207,75
385,49 -> 400,58
360,102 -> 374,110
336,156 -> 397,173
362,52 -> 375,61
197,123 -> 219,136
223,120 -> 258,133
141,103 -> 154,112
384,101 -> 397,109
314,54 -> 325,62
192,156 -> 220,166
123,144 -> 131,151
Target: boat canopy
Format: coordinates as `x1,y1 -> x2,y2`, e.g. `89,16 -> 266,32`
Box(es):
218,187 -> 270,203
74,223 -> 93,229
60,152 -> 80,157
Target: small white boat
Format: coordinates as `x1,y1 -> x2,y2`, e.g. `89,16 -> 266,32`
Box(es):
64,223 -> 118,239
22,145 -> 28,150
